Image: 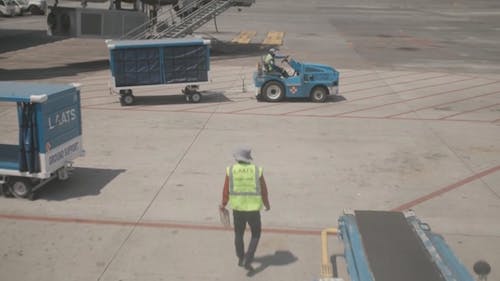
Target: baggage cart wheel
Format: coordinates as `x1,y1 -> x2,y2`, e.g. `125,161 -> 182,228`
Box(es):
120,92 -> 135,106
310,86 -> 327,103
8,178 -> 34,199
190,92 -> 202,103
262,81 -> 285,102
1,183 -> 13,198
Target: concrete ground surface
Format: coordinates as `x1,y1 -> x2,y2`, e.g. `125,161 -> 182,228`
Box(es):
1,0 -> 499,281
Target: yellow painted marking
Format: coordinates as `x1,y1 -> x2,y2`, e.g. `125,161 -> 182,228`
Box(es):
231,31 -> 257,44
263,31 -> 284,45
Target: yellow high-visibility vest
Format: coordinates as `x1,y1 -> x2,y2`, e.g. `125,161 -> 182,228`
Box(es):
263,53 -> 274,71
227,163 -> 263,211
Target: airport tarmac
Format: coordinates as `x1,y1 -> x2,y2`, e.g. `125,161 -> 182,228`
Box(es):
1,0 -> 500,280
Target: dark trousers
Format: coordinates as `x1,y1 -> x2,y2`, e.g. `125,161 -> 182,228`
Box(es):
233,210 -> 261,265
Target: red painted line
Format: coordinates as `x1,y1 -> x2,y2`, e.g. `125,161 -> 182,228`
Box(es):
81,96 -> 114,101
387,116 -> 492,123
331,78 -> 487,117
0,214 -> 321,236
392,165 -> 500,212
387,81 -> 500,118
82,101 -> 118,107
440,102 -> 500,120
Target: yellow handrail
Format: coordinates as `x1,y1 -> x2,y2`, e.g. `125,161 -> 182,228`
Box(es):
321,228 -> 338,278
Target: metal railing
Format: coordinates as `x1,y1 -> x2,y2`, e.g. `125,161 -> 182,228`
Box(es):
122,0 -> 235,40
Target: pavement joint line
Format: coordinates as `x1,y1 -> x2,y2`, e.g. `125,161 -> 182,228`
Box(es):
439,101 -> 500,120
95,100 -> 221,280
0,214 -> 322,236
386,80 -> 500,118
340,72 -> 374,79
392,165 -> 500,212
341,73 -> 462,95
280,76 -> 477,116
226,103 -> 284,114
341,71 -> 449,86
330,77 -> 493,117
342,71 -> 425,84
80,105 -> 495,123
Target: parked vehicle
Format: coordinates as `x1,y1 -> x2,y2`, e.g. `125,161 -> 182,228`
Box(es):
13,0 -> 29,15
27,0 -> 45,14
0,0 -> 16,17
254,56 -> 340,102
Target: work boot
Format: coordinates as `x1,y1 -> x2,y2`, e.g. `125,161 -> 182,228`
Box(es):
244,263 -> 254,272
238,257 -> 244,267
245,238 -> 259,263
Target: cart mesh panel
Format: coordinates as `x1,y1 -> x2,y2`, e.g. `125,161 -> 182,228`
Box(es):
113,47 -> 161,87
163,45 -> 208,83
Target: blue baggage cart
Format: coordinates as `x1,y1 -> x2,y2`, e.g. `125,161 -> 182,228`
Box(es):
0,82 -> 85,199
106,38 -> 211,105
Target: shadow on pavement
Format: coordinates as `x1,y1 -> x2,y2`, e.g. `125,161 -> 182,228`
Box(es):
0,60 -> 109,81
0,30 -> 66,54
247,250 -> 298,277
129,90 -> 230,106
267,94 -> 346,103
36,167 -> 125,201
209,39 -> 276,60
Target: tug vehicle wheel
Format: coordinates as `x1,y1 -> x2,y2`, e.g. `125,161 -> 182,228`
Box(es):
263,81 -> 284,102
310,86 -> 328,103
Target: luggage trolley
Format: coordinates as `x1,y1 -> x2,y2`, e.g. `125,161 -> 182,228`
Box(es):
0,82 -> 85,199
106,38 -> 211,106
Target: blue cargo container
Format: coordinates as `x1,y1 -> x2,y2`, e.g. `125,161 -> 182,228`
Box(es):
106,38 -> 211,105
0,82 -> 85,199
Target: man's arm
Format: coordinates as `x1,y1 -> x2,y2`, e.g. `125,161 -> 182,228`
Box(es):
219,175 -> 229,210
261,175 -> 270,211
274,53 -> 288,59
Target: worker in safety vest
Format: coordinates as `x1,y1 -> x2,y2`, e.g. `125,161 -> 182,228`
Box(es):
262,48 -> 289,77
219,146 -> 270,272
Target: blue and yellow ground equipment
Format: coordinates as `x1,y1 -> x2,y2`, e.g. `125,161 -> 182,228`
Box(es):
253,57 -> 340,102
318,210 -> 489,281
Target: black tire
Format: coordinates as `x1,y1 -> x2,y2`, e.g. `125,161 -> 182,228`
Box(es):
28,5 -> 41,15
190,92 -> 202,103
1,183 -> 13,198
310,86 -> 328,103
8,178 -> 33,199
262,81 -> 285,102
119,90 -> 134,106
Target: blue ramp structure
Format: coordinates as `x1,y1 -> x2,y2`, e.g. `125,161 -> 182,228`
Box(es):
333,210 -> 476,281
106,38 -> 211,105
